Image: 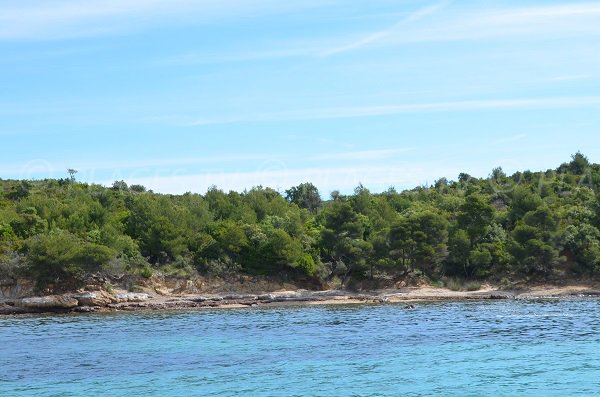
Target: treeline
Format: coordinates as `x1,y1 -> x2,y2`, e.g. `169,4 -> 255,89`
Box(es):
1,153 -> 599,291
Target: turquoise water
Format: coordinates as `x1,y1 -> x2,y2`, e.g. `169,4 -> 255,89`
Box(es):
1,300 -> 599,396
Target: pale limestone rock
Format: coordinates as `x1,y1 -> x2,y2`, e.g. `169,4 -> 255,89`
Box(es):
115,293 -> 149,303
72,291 -> 115,306
18,295 -> 79,310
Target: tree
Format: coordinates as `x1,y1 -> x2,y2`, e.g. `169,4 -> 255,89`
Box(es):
2,153 -> 600,288
25,230 -> 116,290
457,194 -> 495,247
569,152 -> 590,175
389,210 -> 448,276
285,183 -> 322,213
508,187 -> 543,226
490,167 -> 506,180
509,214 -> 562,276
6,181 -> 31,201
124,195 -> 188,264
129,184 -> 147,193
295,254 -> 318,277
318,201 -> 371,281
10,207 -> 47,238
67,169 -> 78,183
446,229 -> 471,276
112,180 -> 129,191
351,183 -> 373,215
330,190 -> 342,201
564,224 -> 600,274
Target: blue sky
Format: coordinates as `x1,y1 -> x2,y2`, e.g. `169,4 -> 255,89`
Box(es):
1,0 -> 600,195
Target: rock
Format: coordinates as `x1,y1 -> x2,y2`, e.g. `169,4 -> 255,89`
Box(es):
223,294 -> 258,301
18,295 -> 79,310
372,297 -> 389,303
72,291 -> 116,307
0,278 -> 35,300
115,293 -> 150,303
0,304 -> 28,315
154,287 -> 171,296
190,296 -> 210,303
108,302 -> 149,311
488,294 -> 510,300
73,306 -> 99,313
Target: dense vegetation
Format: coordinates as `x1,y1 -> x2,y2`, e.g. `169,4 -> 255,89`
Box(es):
1,153 -> 599,291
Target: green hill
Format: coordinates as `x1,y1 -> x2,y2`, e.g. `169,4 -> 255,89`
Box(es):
1,153 -> 599,292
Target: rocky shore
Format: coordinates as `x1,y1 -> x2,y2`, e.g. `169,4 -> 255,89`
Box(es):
2,285 -> 600,315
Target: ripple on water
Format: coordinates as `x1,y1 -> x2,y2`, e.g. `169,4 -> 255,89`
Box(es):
1,300 -> 599,396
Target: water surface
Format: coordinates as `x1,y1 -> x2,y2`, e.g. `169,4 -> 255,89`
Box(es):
1,300 -> 599,396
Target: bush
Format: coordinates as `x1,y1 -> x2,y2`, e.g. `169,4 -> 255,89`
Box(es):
24,230 -> 116,289
0,250 -> 26,279
139,266 -> 153,279
201,257 -> 242,278
295,254 -> 318,277
445,278 -> 462,291
465,281 -> 482,291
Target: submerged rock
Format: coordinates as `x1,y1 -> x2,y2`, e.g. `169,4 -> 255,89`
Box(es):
18,295 -> 79,310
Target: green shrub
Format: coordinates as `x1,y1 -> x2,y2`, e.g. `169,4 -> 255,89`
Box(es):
139,266 -> 153,279
465,281 -> 482,291
295,254 -> 318,277
25,230 -> 116,289
445,278 -> 462,291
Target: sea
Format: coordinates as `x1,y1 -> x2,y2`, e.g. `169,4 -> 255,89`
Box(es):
1,299 -> 599,396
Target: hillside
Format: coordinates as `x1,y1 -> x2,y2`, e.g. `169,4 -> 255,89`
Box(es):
1,153 -> 599,293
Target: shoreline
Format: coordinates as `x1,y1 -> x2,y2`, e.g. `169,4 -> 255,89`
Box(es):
2,284 -> 600,315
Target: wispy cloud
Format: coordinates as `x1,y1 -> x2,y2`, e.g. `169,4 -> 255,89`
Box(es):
186,96 -> 600,126
158,2 -> 600,66
162,47 -> 322,65
0,154 -> 274,178
134,0 -> 600,70
548,74 -> 596,82
384,2 -> 600,44
321,2 -> 449,56
312,148 -> 414,161
0,0 -> 325,40
114,164 -> 458,195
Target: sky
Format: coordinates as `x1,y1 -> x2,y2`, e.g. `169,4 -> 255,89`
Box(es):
1,0 -> 600,195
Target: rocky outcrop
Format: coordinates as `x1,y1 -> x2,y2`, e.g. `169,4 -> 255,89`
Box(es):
0,278 -> 35,300
17,295 -> 79,311
2,290 -> 151,314
71,291 -> 117,307
0,304 -> 28,315
2,284 -> 599,316
115,293 -> 149,303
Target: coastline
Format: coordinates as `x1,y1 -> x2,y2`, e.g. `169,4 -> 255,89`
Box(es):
2,284 -> 599,315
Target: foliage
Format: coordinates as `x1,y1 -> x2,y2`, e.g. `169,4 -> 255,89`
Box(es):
1,154 -> 600,289
24,229 -> 116,288
285,183 -> 322,213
